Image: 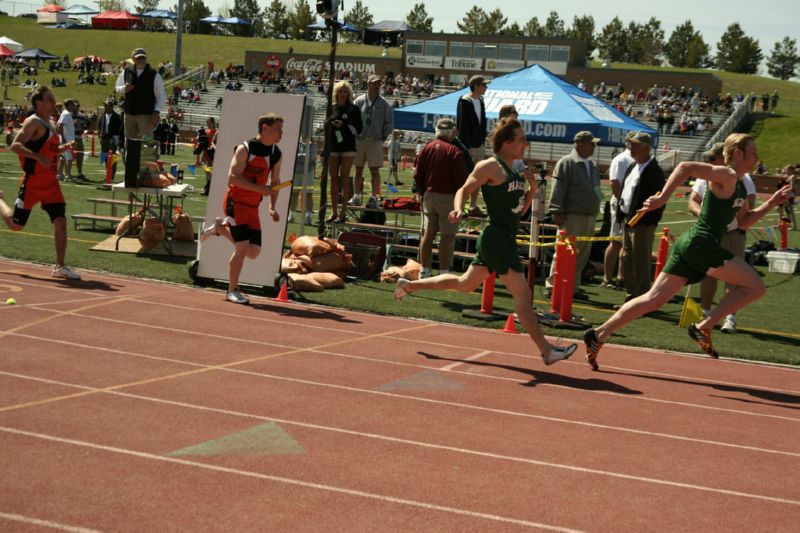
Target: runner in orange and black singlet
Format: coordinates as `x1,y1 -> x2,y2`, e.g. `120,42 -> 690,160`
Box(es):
13,116 -> 66,226
222,138 -> 281,246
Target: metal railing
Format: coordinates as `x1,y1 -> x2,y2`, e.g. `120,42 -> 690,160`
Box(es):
705,95 -> 754,149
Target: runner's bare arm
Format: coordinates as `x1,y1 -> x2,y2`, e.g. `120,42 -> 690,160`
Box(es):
266,158 -> 282,221
450,159 -> 498,223
738,184 -> 792,229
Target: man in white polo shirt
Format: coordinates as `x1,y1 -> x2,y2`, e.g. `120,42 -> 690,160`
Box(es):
603,132 -> 636,289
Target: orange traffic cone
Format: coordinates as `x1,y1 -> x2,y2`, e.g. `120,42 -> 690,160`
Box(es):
499,313 -> 519,334
274,282 -> 289,303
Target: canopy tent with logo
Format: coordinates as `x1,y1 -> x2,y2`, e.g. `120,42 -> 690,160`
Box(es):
393,64 -> 658,147
364,20 -> 409,46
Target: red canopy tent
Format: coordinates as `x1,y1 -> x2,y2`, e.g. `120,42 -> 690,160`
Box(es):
0,44 -> 17,57
91,10 -> 142,30
37,4 -> 65,12
74,55 -> 111,64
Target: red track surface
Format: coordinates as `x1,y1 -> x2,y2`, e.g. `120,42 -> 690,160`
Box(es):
1,259 -> 798,531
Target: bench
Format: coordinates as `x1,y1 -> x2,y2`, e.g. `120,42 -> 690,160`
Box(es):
71,213 -> 123,230
87,197 -> 150,217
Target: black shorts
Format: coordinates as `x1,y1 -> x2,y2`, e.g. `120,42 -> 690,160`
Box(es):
229,224 -> 262,246
13,202 -> 66,227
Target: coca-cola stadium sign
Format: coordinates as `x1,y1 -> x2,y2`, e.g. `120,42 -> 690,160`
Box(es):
285,57 -> 379,74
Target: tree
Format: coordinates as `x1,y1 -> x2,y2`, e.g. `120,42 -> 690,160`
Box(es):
405,3 -> 433,33
176,0 -> 211,34
482,9 -> 507,35
767,36 -> 800,80
596,17 -> 627,63
664,20 -> 697,67
543,11 -> 565,37
135,0 -> 159,13
523,16 -> 543,38
502,22 -> 523,37
264,0 -> 290,38
457,6 -> 486,35
97,0 -> 127,10
567,14 -> 596,62
287,0 -> 314,40
686,34 -> 712,68
343,0 -> 373,43
715,23 -> 762,74
230,0 -> 262,36
625,17 -> 663,65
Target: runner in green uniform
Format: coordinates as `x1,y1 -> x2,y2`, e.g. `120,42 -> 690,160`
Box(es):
584,133 -> 792,369
394,118 -> 577,365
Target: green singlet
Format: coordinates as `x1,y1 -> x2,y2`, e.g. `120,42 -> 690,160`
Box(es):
664,177 -> 748,284
472,155 -> 527,274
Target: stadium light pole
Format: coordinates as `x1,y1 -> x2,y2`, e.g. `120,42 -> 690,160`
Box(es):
175,0 -> 185,78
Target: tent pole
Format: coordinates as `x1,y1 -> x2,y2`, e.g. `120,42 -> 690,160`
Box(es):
317,21 -> 339,239
175,0 -> 185,78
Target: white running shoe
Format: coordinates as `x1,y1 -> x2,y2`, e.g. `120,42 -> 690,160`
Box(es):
720,315 -> 737,334
226,289 -> 250,305
419,267 -> 431,279
52,266 -> 81,280
287,211 -> 295,223
348,194 -> 362,206
200,217 -> 224,241
303,212 -> 313,225
394,278 -> 411,301
542,343 -> 577,366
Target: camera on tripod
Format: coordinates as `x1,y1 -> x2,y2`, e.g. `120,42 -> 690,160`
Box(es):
316,0 -> 341,20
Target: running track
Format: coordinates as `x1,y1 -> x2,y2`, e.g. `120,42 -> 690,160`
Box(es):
0,259 -> 798,531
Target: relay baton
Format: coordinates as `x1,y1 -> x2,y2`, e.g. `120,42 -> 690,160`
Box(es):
627,192 -> 660,228
270,180 -> 293,191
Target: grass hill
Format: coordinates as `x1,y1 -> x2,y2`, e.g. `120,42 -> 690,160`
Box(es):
2,16 -> 798,165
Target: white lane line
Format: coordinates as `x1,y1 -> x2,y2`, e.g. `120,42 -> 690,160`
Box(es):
2,366 -> 799,460
0,511 -> 101,533
0,426 -> 581,532
9,328 -> 799,426
440,350 -> 492,371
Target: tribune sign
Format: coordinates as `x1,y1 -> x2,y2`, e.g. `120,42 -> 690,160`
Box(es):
443,57 -> 482,71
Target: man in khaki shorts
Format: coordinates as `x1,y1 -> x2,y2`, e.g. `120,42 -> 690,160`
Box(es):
351,74 -> 394,208
413,118 -> 469,278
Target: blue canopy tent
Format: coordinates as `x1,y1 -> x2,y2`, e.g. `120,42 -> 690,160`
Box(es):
220,17 -> 250,25
306,19 -> 359,32
139,10 -> 177,19
394,64 -> 658,147
199,16 -> 225,23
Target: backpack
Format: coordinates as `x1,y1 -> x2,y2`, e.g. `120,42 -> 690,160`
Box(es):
382,197 -> 420,211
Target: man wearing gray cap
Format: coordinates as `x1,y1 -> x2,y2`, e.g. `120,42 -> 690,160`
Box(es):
617,131 -> 666,300
351,74 -> 393,208
547,131 -> 602,297
115,48 -> 166,142
412,117 -> 469,278
688,142 -> 756,333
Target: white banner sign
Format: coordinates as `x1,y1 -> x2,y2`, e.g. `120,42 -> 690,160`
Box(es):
484,59 -> 525,72
443,57 -> 482,70
405,55 -> 443,68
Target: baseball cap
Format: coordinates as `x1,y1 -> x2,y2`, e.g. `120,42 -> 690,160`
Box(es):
132,48 -> 147,59
436,117 -> 456,130
574,131 -> 600,144
627,131 -> 654,147
701,142 -> 725,162
367,74 -> 381,84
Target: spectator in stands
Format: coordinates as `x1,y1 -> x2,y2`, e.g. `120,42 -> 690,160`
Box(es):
688,142 -> 757,333
603,132 -> 636,289
116,48 -> 165,148
325,80 -> 362,223
456,75 -> 489,217
413,118 -> 469,278
351,74 -> 394,208
386,130 -> 403,187
56,99 -> 76,181
546,131 -> 602,299
617,132 -> 666,301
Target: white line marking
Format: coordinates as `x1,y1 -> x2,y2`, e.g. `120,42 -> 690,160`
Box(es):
441,350 -> 491,371
0,511 -> 101,532
0,426 -> 581,532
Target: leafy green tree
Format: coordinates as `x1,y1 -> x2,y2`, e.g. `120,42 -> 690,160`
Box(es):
405,3 -> 433,33
625,17 -> 663,65
287,0 -> 314,40
567,14 -> 596,62
343,0 -> 373,43
97,0 -> 127,10
502,22 -> 523,37
596,16 -> 627,63
543,11 -> 565,37
715,23 -> 762,74
457,6 -> 486,34
767,37 -> 800,80
264,0 -> 290,38
686,34 -> 712,68
135,0 -> 159,13
230,0 -> 262,36
523,16 -> 544,38
482,9 -> 507,34
175,0 -> 212,34
664,20 -> 698,67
